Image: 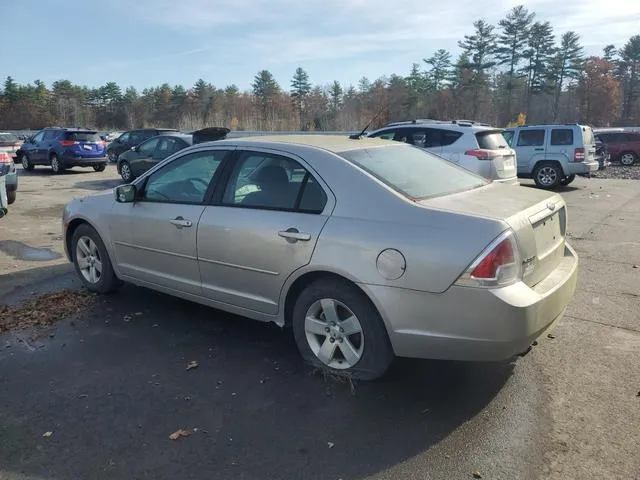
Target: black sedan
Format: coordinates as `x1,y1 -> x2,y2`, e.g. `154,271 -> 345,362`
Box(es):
116,128 -> 230,182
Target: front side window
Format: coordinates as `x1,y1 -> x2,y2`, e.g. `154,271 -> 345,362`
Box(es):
340,145 -> 486,199
142,149 -> 229,204
118,132 -> 130,144
550,129 -> 574,146
31,131 -> 45,143
43,130 -> 59,141
138,137 -> 161,156
517,129 -> 545,147
223,152 -> 327,213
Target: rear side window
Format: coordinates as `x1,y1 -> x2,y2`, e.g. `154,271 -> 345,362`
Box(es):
339,145 -> 486,200
517,129 -> 545,147
0,133 -> 18,143
441,130 -> 463,146
64,132 -> 101,142
476,131 -> 509,149
550,129 -> 574,146
624,133 -> 640,142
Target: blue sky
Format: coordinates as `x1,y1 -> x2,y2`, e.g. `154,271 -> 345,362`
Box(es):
2,0 -> 639,92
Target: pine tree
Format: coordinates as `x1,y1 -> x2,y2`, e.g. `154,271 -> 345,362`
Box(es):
424,49 -> 452,90
522,21 -> 556,116
620,35 -> 640,123
549,31 -> 584,121
458,19 -> 497,118
290,67 -> 311,129
495,5 -> 535,123
252,70 -> 280,129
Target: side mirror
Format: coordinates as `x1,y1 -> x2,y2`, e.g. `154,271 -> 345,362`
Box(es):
114,184 -> 136,203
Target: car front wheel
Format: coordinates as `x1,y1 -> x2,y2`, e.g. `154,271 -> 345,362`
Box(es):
292,278 -> 394,381
619,152 -> 637,166
533,162 -> 562,189
22,154 -> 34,171
71,224 -> 120,294
119,161 -> 134,182
93,164 -> 106,172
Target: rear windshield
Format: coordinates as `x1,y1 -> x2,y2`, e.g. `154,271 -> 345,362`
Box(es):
581,127 -> 595,145
64,131 -> 101,142
339,145 -> 487,200
475,131 -> 509,149
0,133 -> 18,143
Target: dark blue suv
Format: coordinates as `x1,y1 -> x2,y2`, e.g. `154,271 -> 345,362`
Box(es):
19,127 -> 108,174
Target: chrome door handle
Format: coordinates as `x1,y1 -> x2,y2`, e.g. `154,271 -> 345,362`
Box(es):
278,228 -> 311,241
170,216 -> 192,228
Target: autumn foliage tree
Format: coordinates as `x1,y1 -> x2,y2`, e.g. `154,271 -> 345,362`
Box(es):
577,58 -> 621,126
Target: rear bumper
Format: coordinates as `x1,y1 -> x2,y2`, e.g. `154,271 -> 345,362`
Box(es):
566,160 -> 599,175
61,155 -> 108,167
360,243 -> 578,361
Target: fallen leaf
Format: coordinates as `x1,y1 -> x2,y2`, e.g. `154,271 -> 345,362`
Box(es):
327,442 -> 335,449
633,265 -> 639,269
472,472 -> 482,479
186,361 -> 199,371
421,408 -> 430,414
636,391 -> 640,397
547,333 -> 556,339
169,429 -> 192,440
123,315 -> 132,322
134,312 -> 143,316
532,340 -> 538,346
42,431 -> 53,438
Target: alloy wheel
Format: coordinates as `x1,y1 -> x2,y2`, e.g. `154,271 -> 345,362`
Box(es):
75,236 -> 102,284
537,166 -> 558,186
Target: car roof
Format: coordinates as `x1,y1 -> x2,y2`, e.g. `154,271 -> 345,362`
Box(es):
205,135 -> 396,153
372,123 -> 499,133
508,124 -> 587,129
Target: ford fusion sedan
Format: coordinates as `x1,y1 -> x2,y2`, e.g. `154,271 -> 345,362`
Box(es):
62,136 -> 578,380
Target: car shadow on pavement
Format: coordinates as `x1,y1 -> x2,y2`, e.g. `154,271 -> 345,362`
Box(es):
0,283 -> 515,480
72,178 -> 123,191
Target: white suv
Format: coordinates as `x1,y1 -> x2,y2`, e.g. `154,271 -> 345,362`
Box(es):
367,119 -> 518,184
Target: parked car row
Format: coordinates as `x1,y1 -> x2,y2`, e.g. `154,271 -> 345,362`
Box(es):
62,134 -> 579,380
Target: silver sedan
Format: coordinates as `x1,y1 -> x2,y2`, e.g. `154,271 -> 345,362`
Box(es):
62,136 -> 578,380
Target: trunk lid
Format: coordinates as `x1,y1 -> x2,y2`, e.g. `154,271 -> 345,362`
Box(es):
419,183 -> 567,287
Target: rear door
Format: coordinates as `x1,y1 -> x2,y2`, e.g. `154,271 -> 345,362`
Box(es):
196,149 -> 332,314
514,128 -> 546,174
547,127 -> 574,164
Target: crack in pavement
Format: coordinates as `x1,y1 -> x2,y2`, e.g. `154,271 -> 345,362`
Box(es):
564,314 -> 640,334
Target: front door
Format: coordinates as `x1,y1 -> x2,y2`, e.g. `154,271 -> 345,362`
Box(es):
130,136 -> 161,176
514,128 -> 546,174
27,131 -> 46,162
109,148 -> 230,295
197,149 -> 332,315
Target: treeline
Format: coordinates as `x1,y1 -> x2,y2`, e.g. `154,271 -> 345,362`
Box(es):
1,5 -> 639,131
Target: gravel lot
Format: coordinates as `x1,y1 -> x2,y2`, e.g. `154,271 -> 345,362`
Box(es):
592,163 -> 640,180
0,163 -> 638,480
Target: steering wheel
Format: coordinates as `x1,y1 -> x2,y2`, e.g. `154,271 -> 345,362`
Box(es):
188,178 -> 209,190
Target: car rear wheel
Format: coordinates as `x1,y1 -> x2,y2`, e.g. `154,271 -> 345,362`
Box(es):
6,190 -> 16,204
71,224 -> 119,294
93,164 -> 106,172
292,278 -> 394,381
50,154 -> 65,174
619,152 -> 637,166
21,154 -> 34,171
533,162 -> 562,189
559,174 -> 576,186
108,151 -> 118,163
119,161 -> 134,182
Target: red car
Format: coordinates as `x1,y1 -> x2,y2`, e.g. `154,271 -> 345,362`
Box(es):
595,131 -> 640,166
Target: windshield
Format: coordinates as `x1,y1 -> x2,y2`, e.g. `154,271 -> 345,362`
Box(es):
339,145 -> 487,199
64,131 -> 102,142
0,133 -> 19,143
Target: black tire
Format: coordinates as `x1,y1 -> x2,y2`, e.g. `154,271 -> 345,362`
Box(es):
559,174 -> 576,186
533,162 -> 562,189
119,161 -> 135,182
108,151 -> 118,163
93,164 -> 106,172
619,151 -> 637,166
71,224 -> 120,294
6,190 -> 16,205
21,154 -> 34,171
50,154 -> 65,174
292,278 -> 394,381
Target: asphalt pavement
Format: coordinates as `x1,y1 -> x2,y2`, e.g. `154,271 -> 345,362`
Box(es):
0,167 -> 638,480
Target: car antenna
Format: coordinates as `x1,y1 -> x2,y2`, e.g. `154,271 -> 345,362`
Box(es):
349,106 -> 388,139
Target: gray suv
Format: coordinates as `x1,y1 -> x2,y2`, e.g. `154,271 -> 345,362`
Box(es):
503,124 -> 598,188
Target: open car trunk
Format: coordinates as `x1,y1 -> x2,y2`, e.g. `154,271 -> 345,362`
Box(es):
192,127 -> 231,145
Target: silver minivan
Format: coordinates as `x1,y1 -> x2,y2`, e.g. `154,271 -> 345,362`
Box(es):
503,124 -> 599,189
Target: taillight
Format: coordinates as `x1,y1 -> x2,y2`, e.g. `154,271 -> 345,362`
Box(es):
455,230 -> 522,288
59,140 -> 79,147
465,149 -> 495,160
573,147 -> 585,162
0,152 -> 11,164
